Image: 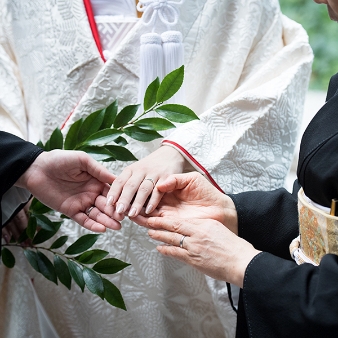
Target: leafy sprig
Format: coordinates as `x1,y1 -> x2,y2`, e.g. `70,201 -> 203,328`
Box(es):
1,66 -> 198,310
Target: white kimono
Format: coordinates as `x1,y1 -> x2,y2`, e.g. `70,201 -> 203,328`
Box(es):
0,0 -> 313,337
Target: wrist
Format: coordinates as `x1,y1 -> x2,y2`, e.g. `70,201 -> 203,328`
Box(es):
221,194 -> 239,235
232,244 -> 261,288
160,145 -> 186,172
15,152 -> 44,190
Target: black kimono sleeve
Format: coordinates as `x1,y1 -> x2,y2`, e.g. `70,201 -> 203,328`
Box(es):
229,184 -> 338,337
0,131 -> 43,226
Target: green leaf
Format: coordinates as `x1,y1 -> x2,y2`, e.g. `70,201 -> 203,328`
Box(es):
30,198 -> 53,215
49,128 -> 64,150
75,249 -> 109,264
64,118 -> 83,150
68,260 -> 85,292
44,139 -> 51,152
93,258 -> 130,274
83,267 -> 104,299
65,234 -> 100,255
50,235 -> 68,250
102,278 -> 126,310
77,146 -> 114,161
114,104 -> 140,128
35,214 -> 56,231
17,228 -> 29,244
36,140 -> 44,149
32,222 -> 61,245
114,136 -> 128,146
100,100 -> 118,129
1,248 -> 15,268
144,77 -> 160,111
124,126 -> 162,142
26,216 -> 37,239
24,250 -> 40,272
36,251 -> 57,284
135,117 -> 175,131
157,65 -> 184,103
82,129 -> 123,146
104,145 -> 137,161
155,104 -> 199,123
54,255 -> 72,290
77,110 -> 105,144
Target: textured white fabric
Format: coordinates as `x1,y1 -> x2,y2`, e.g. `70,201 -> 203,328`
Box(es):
0,0 -> 313,337
1,187 -> 31,224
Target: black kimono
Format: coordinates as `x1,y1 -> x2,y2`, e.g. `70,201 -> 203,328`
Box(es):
230,73 -> 338,338
0,131 -> 42,226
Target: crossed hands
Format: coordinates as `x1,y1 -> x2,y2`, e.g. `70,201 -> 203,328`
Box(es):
107,171 -> 260,288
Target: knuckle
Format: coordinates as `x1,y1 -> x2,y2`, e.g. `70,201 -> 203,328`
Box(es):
172,220 -> 182,232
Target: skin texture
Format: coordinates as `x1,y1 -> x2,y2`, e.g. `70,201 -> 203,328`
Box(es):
132,172 -> 260,288
105,145 -> 190,220
2,203 -> 31,244
14,150 -> 121,233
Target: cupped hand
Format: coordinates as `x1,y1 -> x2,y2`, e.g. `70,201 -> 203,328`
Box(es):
2,203 -> 31,244
138,216 -> 260,288
105,146 -> 188,221
134,172 -> 238,235
16,150 -> 121,232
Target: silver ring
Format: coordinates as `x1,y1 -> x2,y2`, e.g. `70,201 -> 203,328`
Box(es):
144,178 -> 155,188
179,235 -> 187,249
85,206 -> 95,216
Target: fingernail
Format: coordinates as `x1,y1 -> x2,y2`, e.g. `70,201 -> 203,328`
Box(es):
117,203 -> 125,214
148,229 -> 155,236
106,196 -> 114,206
145,204 -> 153,214
128,207 -> 137,217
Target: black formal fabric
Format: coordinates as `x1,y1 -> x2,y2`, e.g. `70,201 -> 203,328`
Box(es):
229,74 -> 338,337
0,131 -> 43,226
297,73 -> 338,207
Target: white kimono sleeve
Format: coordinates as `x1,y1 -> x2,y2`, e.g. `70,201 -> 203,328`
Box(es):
163,15 -> 313,194
0,6 -> 27,139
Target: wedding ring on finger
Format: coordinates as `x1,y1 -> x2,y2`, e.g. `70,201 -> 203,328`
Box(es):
85,206 -> 95,217
143,178 -> 155,189
179,235 -> 187,249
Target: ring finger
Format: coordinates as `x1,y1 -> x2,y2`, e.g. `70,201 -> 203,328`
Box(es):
148,229 -> 189,250
128,178 -> 158,217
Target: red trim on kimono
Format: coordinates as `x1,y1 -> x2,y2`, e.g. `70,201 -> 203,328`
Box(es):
83,0 -> 106,62
162,140 -> 224,193
60,106 -> 77,130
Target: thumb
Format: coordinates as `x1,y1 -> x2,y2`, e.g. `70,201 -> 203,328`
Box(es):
156,173 -> 197,193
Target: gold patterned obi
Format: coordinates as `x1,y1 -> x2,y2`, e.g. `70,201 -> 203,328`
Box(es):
290,188 -> 338,266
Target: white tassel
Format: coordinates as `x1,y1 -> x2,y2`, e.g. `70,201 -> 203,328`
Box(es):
138,32 -> 164,108
161,30 -> 185,104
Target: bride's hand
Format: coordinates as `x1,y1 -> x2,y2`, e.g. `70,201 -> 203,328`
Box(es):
105,146 -> 189,221
133,172 -> 238,235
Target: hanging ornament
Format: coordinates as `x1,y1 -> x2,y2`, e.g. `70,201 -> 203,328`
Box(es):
137,0 -> 185,106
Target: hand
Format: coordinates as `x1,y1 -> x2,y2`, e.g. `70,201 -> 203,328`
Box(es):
134,172 -> 238,235
15,150 -> 120,232
139,216 -> 260,288
106,146 -> 189,221
2,203 -> 31,244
